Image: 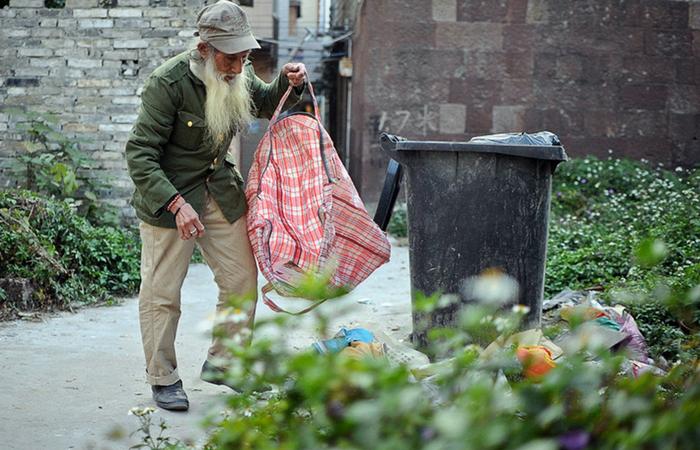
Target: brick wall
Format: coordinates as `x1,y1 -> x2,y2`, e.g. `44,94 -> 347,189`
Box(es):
351,0 -> 700,202
0,0 -> 273,222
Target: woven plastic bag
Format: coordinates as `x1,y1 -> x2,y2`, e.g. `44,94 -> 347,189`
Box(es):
245,83 -> 391,314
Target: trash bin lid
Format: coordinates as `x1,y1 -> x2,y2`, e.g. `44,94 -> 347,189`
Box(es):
380,133 -> 568,162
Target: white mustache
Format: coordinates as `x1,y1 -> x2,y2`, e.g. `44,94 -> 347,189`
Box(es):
200,56 -> 254,143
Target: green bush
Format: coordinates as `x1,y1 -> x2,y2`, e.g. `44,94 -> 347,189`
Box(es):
386,203 -> 408,238
146,285 -> 700,450
202,355 -> 700,450
8,110 -> 119,226
547,157 -> 699,297
0,190 -> 140,312
547,158 -> 699,362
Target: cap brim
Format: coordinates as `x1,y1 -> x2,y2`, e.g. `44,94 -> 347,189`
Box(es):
209,33 -> 261,54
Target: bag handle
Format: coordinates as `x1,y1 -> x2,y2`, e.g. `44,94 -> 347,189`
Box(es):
257,80 -> 334,194
270,80 -> 321,124
306,81 -> 321,122
261,282 -> 329,315
303,82 -> 334,183
270,85 -> 295,124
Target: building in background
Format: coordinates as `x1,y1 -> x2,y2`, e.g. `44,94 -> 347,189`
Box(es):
272,0 -> 328,79
3,0 -> 695,220
0,0 -> 305,222
318,0 -> 359,172
348,0 -> 700,203
239,0 -> 277,80
237,0 -> 334,177
228,0 -> 276,170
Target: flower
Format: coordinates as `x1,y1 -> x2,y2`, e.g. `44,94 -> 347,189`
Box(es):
558,430 -> 590,450
128,406 -> 156,417
511,304 -> 530,315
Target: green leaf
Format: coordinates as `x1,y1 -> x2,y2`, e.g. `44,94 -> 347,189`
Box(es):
22,141 -> 45,153
634,238 -> 668,268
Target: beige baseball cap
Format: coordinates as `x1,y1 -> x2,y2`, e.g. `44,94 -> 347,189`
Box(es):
195,0 -> 261,54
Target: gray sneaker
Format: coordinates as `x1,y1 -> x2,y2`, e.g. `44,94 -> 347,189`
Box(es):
151,380 -> 189,411
201,360 -> 273,392
200,360 -> 235,389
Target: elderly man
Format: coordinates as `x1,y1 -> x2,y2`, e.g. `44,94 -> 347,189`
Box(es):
125,0 -> 306,411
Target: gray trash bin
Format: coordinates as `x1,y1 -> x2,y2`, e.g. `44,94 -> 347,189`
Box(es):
379,133 -> 568,349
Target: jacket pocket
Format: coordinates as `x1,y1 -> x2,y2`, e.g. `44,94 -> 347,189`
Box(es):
171,110 -> 205,150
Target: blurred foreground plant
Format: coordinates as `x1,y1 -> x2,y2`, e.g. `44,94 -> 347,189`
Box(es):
0,190 -> 140,313
7,109 -> 118,225
194,271 -> 700,450
128,407 -> 181,450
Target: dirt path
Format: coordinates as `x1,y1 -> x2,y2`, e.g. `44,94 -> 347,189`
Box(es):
0,242 -> 411,450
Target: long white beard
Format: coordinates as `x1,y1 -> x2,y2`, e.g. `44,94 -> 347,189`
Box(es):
200,56 -> 254,144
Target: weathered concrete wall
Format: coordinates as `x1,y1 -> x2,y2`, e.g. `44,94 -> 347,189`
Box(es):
0,0 -> 205,221
351,0 -> 700,202
0,0 -> 273,222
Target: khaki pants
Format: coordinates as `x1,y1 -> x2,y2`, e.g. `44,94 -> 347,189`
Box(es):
138,194 -> 258,386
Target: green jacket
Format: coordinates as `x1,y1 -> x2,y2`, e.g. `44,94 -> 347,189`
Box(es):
125,50 -> 302,228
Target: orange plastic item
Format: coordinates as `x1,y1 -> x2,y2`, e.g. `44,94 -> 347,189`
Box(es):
340,342 -> 386,360
516,346 -> 556,379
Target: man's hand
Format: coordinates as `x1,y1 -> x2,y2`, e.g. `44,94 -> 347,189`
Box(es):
170,199 -> 205,240
282,63 -> 307,87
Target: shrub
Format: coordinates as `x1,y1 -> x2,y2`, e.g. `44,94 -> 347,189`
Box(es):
546,157 -> 699,297
386,203 -> 408,238
8,110 -> 119,226
547,158 -> 699,362
0,190 -> 140,313
189,285 -> 700,450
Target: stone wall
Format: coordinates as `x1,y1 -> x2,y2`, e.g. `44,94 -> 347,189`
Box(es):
0,0 -> 210,221
0,0 -> 277,222
350,0 -> 700,202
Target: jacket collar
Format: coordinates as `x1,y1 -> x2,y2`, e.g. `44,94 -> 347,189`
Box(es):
186,52 -> 205,86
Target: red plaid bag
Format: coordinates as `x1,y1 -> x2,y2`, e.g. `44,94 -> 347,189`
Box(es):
245,83 -> 391,314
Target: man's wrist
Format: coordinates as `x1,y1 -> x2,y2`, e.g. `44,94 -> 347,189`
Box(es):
167,194 -> 185,214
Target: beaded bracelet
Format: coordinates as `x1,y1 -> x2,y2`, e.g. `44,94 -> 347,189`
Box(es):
167,194 -> 182,213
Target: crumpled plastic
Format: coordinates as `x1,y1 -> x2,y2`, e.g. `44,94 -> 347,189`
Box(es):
560,305 -> 607,322
312,327 -> 376,354
621,359 -> 666,378
468,131 -> 560,146
606,307 -> 650,362
544,289 -> 657,377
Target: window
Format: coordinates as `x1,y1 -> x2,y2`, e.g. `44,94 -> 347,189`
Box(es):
121,60 -> 140,78
239,0 -> 254,6
44,0 -> 65,8
290,0 -> 301,17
